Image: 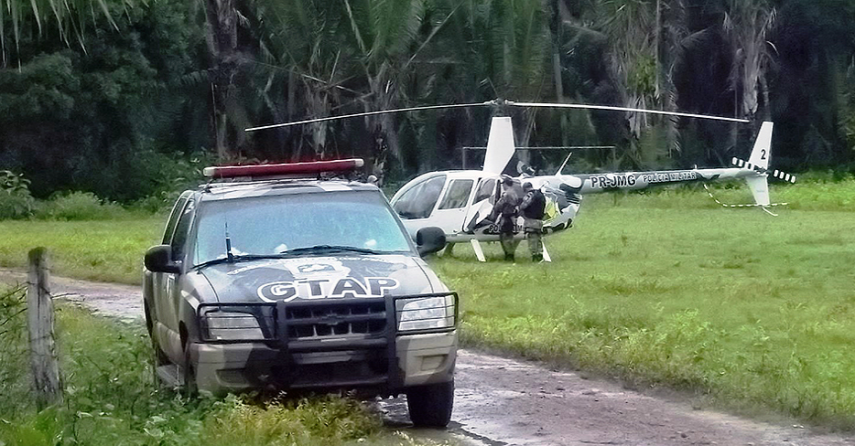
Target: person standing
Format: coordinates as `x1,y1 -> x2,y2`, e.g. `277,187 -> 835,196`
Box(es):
520,182 -> 546,262
489,176 -> 522,261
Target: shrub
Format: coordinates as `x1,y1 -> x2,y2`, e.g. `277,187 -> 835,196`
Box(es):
0,171 -> 35,219
0,286 -> 28,416
36,192 -> 127,221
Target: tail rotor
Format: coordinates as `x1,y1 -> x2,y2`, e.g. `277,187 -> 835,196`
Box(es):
706,122 -> 796,216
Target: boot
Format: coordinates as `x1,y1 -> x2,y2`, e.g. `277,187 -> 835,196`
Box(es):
532,254 -> 543,262
504,253 -> 515,262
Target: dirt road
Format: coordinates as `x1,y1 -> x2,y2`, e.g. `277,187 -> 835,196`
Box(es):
3,268 -> 853,446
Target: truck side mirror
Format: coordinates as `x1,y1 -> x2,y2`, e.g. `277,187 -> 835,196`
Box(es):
416,227 -> 446,257
145,245 -> 181,274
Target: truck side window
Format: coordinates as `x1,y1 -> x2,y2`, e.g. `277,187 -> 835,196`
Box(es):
170,198 -> 196,262
162,193 -> 190,245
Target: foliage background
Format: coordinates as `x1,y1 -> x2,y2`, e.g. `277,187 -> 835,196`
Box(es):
0,0 -> 854,201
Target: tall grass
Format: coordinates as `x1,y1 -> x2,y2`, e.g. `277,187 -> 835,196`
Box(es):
0,299 -> 443,446
36,192 -> 129,221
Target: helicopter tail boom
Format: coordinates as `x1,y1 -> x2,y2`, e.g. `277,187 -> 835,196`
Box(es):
552,121 -> 795,210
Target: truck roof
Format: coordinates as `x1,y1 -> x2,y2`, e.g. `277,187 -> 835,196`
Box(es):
196,178 -> 380,202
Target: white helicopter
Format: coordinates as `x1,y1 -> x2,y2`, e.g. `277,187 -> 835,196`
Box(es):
246,100 -> 797,262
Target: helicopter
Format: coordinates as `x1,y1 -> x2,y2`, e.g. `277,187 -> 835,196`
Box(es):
246,100 -> 797,262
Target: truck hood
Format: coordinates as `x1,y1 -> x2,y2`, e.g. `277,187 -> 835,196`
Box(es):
196,255 -> 436,304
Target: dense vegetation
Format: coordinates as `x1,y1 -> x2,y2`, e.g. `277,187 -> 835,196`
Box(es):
1,0 -> 854,202
0,290 -> 443,446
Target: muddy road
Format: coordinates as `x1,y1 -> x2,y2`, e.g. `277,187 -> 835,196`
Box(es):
3,268 -> 853,446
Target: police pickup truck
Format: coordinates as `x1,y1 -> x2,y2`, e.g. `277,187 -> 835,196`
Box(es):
143,159 -> 457,427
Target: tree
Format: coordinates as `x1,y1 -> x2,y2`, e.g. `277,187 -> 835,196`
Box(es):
0,0 -> 137,66
204,0 -> 241,159
0,1 -> 208,200
723,0 -> 776,123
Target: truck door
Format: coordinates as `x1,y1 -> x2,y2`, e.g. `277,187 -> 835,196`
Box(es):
154,195 -> 195,359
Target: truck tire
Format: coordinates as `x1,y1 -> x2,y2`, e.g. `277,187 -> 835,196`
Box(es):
406,380 -> 454,428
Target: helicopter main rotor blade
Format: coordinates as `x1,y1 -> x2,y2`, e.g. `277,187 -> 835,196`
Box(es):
246,98 -> 750,132
509,101 -> 750,123
245,102 -> 492,132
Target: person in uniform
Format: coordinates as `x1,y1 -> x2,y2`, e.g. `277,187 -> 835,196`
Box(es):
520,182 -> 546,262
489,176 -> 522,261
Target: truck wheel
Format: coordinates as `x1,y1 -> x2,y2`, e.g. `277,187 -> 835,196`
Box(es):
406,380 -> 454,428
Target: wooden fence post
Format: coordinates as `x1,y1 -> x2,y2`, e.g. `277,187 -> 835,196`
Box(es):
27,247 -> 62,409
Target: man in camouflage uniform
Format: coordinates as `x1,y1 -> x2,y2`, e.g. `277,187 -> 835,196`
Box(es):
520,182 -> 546,262
489,176 -> 522,261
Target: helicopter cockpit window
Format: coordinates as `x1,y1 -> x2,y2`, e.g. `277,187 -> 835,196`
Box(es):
392,174 -> 447,219
438,179 -> 474,210
473,178 -> 495,204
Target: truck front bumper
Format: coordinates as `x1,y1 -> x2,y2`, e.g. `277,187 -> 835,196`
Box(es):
189,330 -> 456,394
189,293 -> 458,395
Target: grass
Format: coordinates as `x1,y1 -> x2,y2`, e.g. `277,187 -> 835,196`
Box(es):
433,182 -> 855,428
0,179 -> 853,429
0,290 -> 447,446
0,217 -> 163,284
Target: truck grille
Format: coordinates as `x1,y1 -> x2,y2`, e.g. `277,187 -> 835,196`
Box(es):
286,301 -> 387,339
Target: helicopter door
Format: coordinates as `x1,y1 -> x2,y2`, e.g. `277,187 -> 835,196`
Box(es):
430,178 -> 475,236
463,177 -> 497,233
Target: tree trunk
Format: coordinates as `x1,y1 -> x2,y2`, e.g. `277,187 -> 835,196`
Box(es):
653,0 -> 670,98
205,0 -> 239,160
550,0 -> 568,146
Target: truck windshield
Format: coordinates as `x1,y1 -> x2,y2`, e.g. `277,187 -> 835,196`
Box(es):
192,190 -> 413,266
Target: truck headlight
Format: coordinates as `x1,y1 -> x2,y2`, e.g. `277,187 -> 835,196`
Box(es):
202,311 -> 264,341
396,295 -> 455,332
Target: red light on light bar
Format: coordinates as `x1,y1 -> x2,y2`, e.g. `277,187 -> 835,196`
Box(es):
203,159 -> 365,179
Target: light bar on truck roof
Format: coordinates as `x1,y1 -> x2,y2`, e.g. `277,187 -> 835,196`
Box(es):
202,159 -> 365,179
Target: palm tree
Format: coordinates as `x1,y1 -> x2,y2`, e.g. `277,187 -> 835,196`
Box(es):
248,0 -> 459,170
723,0 -> 776,123
204,0 -> 240,160
558,0 -> 668,167
0,0 -> 134,66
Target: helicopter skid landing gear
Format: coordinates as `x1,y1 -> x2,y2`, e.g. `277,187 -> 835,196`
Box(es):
541,242 -> 552,262
470,239 -> 486,262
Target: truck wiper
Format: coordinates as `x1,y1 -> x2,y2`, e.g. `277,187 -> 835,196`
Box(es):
193,254 -> 289,270
279,245 -> 386,256
194,246 -> 394,269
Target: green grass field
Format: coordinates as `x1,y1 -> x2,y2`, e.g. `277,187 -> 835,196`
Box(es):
0,217 -> 163,284
0,180 -> 853,429
434,183 -> 855,428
